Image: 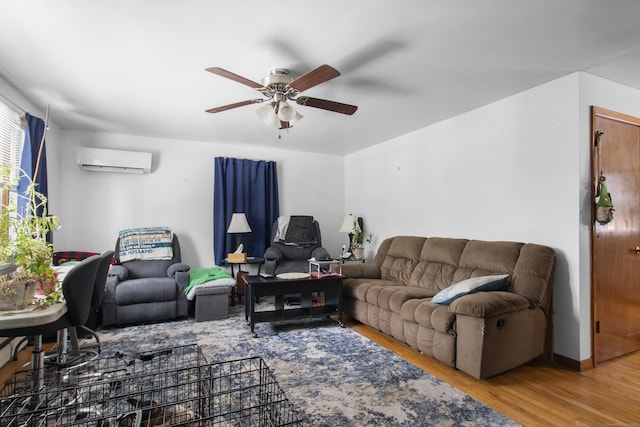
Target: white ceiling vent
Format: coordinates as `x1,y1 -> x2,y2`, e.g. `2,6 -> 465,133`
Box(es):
77,147 -> 152,174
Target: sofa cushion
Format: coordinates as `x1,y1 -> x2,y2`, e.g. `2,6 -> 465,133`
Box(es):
411,300 -> 441,328
431,305 -> 457,335
363,286 -> 434,312
379,236 -> 425,284
512,244 -> 556,310
342,278 -> 396,300
410,301 -> 456,334
431,274 -> 510,304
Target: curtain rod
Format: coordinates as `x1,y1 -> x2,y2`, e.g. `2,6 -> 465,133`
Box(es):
0,92 -> 27,115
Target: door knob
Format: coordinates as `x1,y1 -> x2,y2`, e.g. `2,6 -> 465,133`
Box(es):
635,247 -> 640,255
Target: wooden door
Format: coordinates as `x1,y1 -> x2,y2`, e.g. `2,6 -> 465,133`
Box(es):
592,107 -> 640,364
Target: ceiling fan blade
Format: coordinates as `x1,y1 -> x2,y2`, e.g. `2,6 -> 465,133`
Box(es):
338,38 -> 406,73
288,64 -> 340,93
206,99 -> 263,113
206,67 -> 264,89
296,97 -> 358,115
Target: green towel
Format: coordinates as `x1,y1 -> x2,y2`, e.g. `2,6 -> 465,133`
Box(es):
184,267 -> 233,295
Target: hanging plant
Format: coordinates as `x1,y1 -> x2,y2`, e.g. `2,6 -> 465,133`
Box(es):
595,176 -> 614,225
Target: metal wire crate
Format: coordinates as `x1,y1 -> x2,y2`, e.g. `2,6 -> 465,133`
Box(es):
197,357 -> 303,426
0,345 -> 303,426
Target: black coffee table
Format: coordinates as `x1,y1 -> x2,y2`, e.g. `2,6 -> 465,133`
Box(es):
243,274 -> 343,337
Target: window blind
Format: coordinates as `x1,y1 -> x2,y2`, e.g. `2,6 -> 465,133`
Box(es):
0,99 -> 24,186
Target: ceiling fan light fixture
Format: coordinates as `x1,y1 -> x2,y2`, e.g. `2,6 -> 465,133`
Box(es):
277,100 -> 297,122
256,102 -> 281,128
291,110 -> 303,124
207,64 -> 358,130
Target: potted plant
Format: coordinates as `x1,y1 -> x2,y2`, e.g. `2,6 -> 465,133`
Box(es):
0,164 -> 60,309
350,221 -> 373,261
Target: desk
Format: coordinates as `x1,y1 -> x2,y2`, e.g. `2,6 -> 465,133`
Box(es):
0,303 -> 67,392
0,303 -> 67,330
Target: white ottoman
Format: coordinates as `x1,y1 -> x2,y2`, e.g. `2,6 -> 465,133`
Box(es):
195,285 -> 231,322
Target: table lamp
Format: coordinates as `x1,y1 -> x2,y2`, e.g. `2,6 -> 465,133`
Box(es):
227,212 -> 252,262
339,214 -> 357,257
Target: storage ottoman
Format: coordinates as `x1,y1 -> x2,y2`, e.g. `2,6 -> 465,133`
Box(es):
195,285 -> 231,321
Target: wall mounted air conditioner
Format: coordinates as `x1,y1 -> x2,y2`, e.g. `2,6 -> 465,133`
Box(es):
76,147 -> 152,174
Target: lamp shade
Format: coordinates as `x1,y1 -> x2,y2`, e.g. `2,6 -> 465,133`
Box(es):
290,110 -> 303,124
339,214 -> 357,233
227,213 -> 252,233
277,100 -> 296,122
256,103 -> 281,128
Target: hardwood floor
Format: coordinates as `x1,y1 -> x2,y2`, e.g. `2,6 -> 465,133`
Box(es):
0,341 -> 55,387
348,319 -> 640,427
2,324 -> 638,426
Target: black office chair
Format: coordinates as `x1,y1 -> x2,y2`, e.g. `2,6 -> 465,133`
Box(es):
76,249 -> 114,352
0,255 -> 101,390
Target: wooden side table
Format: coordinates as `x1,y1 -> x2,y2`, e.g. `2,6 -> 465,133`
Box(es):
221,256 -> 264,305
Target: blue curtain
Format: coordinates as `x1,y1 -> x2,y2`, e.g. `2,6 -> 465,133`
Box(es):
213,157 -> 279,265
17,113 -> 48,218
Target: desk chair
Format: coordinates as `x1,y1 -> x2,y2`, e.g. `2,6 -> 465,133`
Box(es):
75,249 -> 114,352
0,255 -> 100,391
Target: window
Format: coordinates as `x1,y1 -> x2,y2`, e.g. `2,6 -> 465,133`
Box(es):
0,99 -> 24,207
1,98 -> 24,272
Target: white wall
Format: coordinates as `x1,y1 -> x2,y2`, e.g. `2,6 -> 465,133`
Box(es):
49,130 -> 345,269
346,74 -> 582,359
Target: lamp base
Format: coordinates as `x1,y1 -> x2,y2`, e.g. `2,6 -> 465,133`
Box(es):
228,253 -> 247,263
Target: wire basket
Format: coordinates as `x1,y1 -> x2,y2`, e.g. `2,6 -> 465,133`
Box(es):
0,344 -> 303,426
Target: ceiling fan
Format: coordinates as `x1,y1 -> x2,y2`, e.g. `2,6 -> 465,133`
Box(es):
205,64 -> 358,130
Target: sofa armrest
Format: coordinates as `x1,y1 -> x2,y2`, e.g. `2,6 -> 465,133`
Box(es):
449,291 -> 530,318
174,270 -> 190,292
264,246 -> 283,262
311,247 -> 331,261
103,274 -> 120,303
338,263 -> 381,279
167,262 -> 190,278
109,264 -> 128,281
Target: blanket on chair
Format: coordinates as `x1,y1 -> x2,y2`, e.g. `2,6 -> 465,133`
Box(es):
184,267 -> 235,300
281,215 -> 317,247
118,226 -> 173,262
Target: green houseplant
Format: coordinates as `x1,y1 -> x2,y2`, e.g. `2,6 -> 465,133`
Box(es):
0,164 -> 60,309
350,220 -> 373,261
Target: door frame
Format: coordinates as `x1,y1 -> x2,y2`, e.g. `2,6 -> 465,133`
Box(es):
590,106 -> 640,367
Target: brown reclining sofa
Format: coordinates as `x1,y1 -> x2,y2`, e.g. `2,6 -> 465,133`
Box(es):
338,236 -> 556,379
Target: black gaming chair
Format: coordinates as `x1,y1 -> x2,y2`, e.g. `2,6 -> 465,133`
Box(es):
77,249 -> 114,351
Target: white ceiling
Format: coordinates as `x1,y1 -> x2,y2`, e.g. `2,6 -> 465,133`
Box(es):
1,1 -> 640,156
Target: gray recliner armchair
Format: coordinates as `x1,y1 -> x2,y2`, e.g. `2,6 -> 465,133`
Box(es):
102,234 -> 190,326
263,216 -> 331,275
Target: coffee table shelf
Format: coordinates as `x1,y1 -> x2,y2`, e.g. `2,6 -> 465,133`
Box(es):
243,275 -> 343,337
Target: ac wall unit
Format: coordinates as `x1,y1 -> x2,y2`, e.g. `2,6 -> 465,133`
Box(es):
76,147 -> 152,174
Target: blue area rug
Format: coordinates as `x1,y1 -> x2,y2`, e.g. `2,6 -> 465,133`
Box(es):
97,299 -> 519,426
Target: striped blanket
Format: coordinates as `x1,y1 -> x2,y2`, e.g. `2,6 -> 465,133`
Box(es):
118,227 -> 173,262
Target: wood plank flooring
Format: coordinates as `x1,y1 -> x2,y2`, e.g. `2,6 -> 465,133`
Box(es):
2,323 -> 638,426
348,319 -> 640,427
